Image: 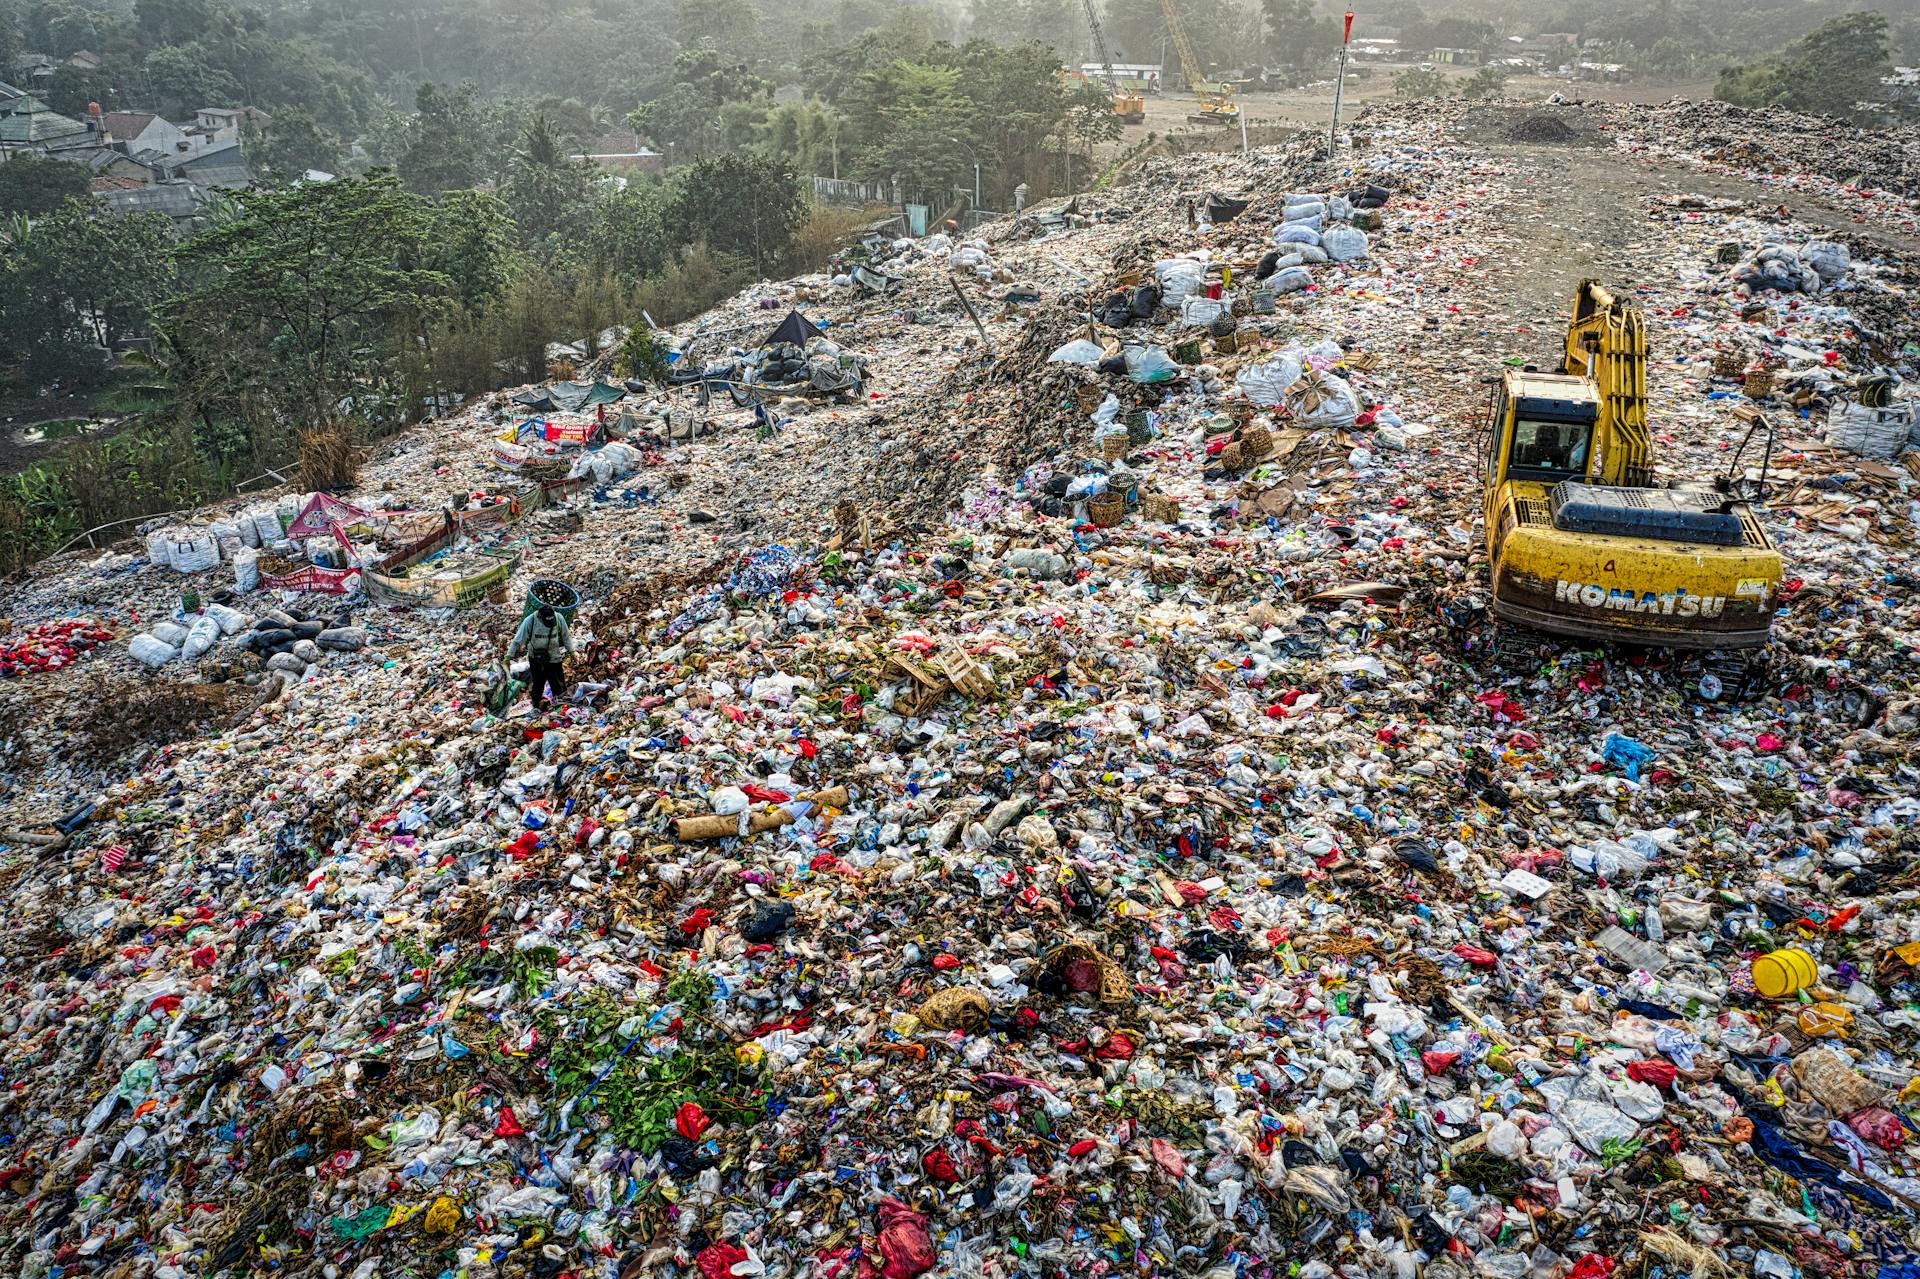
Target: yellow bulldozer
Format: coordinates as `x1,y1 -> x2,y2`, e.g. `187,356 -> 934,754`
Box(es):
1482,280 -> 1783,650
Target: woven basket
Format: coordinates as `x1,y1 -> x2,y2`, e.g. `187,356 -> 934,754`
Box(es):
1172,337 -> 1204,365
1230,296 -> 1251,318
1743,369 -> 1775,400
1219,441 -> 1245,471
1101,433 -> 1129,462
1088,491 -> 1126,528
1142,493 -> 1180,523
915,987 -> 989,1031
1213,329 -> 1247,355
1227,400 -> 1255,427
1713,351 -> 1746,379
1041,941 -> 1134,1004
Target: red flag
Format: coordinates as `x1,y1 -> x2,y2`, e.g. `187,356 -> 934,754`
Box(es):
1343,10 -> 1355,41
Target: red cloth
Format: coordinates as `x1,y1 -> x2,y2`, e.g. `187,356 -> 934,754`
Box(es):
675,1102 -> 711,1140
697,1241 -> 748,1279
1625,1059 -> 1678,1087
874,1197 -> 935,1279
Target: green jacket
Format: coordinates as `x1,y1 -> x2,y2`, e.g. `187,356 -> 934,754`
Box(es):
510,611 -> 575,660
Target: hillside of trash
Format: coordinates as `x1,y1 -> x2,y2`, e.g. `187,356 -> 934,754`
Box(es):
0,96 -> 1918,1279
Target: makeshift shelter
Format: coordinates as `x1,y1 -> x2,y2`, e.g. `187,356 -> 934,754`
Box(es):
1206,192 -> 1252,223
511,381 -> 628,414
762,310 -> 826,349
285,492 -> 370,539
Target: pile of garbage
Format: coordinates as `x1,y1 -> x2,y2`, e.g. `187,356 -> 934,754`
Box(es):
0,95 -> 1918,1279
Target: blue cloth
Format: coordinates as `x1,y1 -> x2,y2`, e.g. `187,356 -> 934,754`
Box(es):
1602,732 -> 1656,782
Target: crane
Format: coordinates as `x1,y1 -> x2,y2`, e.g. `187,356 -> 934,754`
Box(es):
1077,0 -> 1144,123
1154,0 -> 1237,124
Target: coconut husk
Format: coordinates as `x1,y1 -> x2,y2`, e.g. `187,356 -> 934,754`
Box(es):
915,987 -> 990,1031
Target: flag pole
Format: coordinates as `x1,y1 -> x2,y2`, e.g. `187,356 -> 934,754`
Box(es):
1328,11 -> 1355,160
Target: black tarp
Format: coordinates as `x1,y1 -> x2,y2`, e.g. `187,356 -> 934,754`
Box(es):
1206,192 -> 1252,223
762,310 -> 826,349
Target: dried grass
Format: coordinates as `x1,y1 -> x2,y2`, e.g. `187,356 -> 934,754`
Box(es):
298,422 -> 360,492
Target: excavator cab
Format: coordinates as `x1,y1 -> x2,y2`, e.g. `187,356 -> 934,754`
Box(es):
1482,281 -> 1783,650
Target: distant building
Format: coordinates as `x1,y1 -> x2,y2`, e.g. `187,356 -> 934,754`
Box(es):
1431,47 -> 1482,65
102,111 -> 194,155
192,106 -> 272,145
574,129 -> 663,176
66,50 -> 104,71
0,94 -> 94,157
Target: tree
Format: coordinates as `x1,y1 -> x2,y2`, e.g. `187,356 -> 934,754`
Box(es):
0,204 -> 176,385
1262,0 -> 1340,75
1393,64 -> 1447,97
47,62 -> 116,117
584,182 -> 673,281
142,45 -> 242,116
245,106 -> 344,181
1057,78 -> 1122,188
28,0 -> 103,56
0,152 -> 89,218
677,0 -> 765,57
666,153 -> 807,274
1715,11 -> 1901,123
840,58 -> 966,193
627,49 -> 773,158
503,114 -> 599,254
1457,64 -> 1508,99
426,190 -> 521,312
174,173 -> 450,428
398,82 -> 489,194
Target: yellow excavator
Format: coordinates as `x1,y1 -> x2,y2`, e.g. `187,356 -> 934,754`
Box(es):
1155,0 -> 1238,124
1482,280 -> 1783,649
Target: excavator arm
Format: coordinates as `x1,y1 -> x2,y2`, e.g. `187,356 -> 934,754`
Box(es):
1562,278 -> 1651,488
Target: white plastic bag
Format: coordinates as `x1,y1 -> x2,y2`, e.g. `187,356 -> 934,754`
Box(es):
1047,339 -> 1107,367
150,621 -> 189,647
233,547 -> 260,593
1153,257 -> 1206,305
250,508 -> 283,546
1268,265 -> 1313,294
129,635 -> 178,669
1825,402 -> 1912,459
1179,295 -> 1232,329
1804,240 -> 1849,283
203,603 -> 248,635
180,614 -> 221,661
208,518 -> 244,556
1236,349 -> 1307,406
1290,371 -> 1360,430
165,531 -> 220,573
1321,226 -> 1370,262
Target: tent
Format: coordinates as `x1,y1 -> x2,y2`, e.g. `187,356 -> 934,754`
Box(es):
762,309 -> 826,349
512,380 -> 628,414
1205,192 -> 1252,223
285,491 -> 370,539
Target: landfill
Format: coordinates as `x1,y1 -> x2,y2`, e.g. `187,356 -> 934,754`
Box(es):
0,95 -> 1918,1279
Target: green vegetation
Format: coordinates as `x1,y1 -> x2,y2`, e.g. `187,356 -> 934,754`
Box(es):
1394,65 -> 1449,97
1457,64 -> 1508,99
1715,12 -> 1907,123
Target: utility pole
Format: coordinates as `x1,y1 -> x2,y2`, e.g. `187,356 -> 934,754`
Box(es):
1328,11 -> 1354,160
